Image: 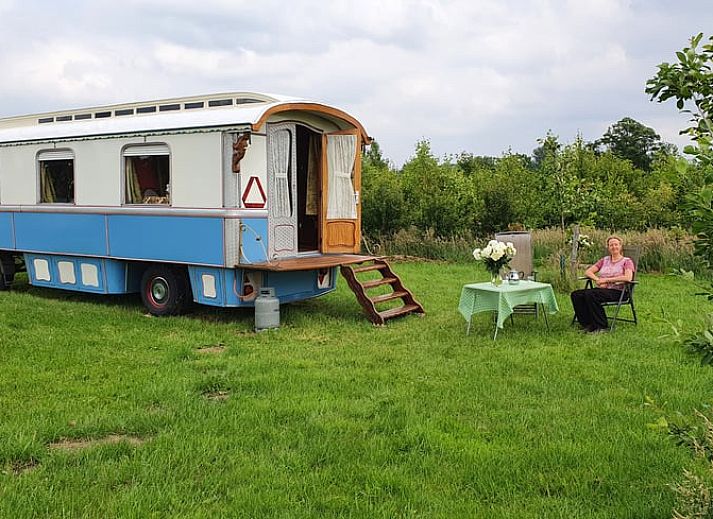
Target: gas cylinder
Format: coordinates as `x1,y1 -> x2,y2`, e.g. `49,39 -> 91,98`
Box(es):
254,287 -> 280,331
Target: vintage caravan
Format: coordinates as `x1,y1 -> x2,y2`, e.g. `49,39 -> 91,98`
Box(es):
0,92 -> 423,324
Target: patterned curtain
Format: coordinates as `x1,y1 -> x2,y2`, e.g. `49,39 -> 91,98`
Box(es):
326,134 -> 357,219
39,162 -> 56,203
125,157 -> 142,204
272,129 -> 291,218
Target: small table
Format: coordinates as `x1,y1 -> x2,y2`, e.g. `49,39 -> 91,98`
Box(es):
458,280 -> 559,339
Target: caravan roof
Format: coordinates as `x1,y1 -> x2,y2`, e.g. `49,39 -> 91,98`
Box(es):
0,91 -> 369,145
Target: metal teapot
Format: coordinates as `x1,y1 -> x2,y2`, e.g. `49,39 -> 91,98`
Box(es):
507,270 -> 521,284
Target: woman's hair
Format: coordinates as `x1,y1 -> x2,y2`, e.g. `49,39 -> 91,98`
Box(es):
606,235 -> 623,246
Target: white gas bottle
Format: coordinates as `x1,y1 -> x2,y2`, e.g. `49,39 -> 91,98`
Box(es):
255,287 -> 280,331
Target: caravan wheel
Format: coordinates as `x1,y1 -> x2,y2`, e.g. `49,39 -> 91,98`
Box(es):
0,255 -> 15,291
141,265 -> 190,316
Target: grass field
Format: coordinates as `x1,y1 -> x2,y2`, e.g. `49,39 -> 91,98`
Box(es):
1,262 -> 712,518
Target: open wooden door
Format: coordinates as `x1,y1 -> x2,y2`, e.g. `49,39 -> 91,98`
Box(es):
321,129 -> 362,254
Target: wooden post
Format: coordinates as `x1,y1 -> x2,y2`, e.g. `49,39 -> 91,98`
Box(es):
570,224 -> 580,279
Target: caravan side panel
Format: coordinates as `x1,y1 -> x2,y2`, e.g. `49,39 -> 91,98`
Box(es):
0,145 -> 44,205
15,212 -> 107,255
166,133 -> 222,208
107,214 -> 224,266
0,212 -> 14,249
72,137 -> 144,206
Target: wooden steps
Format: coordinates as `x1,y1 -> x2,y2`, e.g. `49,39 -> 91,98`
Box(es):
340,258 -> 425,325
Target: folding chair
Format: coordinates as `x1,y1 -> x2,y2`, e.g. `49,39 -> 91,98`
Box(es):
495,231 -> 538,317
575,245 -> 640,332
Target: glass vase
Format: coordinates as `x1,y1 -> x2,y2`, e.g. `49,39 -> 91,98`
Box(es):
490,272 -> 503,286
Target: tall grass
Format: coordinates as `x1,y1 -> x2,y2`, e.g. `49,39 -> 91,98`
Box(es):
367,227 -> 708,276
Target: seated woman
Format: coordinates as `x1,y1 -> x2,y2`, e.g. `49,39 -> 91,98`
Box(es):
571,235 -> 635,333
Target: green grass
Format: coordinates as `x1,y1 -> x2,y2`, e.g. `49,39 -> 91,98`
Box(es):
0,263 -> 711,518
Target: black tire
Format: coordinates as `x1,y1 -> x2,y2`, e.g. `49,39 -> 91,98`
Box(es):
140,265 -> 190,316
0,254 -> 15,291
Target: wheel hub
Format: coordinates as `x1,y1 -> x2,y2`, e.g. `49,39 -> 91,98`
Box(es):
151,277 -> 169,303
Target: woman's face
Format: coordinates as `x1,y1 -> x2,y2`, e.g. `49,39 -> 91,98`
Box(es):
607,238 -> 622,256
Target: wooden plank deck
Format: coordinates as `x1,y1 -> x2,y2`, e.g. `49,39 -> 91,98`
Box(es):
240,254 -> 377,272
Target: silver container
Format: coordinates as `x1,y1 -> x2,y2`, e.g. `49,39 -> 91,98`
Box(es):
255,287 -> 280,331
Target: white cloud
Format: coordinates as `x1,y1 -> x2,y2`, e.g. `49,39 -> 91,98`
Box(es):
0,0 -> 710,164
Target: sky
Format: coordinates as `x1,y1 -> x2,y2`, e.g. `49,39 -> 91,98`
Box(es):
0,0 -> 710,166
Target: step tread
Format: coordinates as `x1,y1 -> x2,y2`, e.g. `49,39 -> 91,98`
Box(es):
352,263 -> 388,273
361,277 -> 397,289
370,290 -> 409,304
378,304 -> 423,320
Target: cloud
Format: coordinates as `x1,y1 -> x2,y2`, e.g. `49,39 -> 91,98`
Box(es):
0,0 -> 708,163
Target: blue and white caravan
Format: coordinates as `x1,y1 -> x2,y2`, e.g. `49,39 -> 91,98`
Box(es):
0,92 -> 424,323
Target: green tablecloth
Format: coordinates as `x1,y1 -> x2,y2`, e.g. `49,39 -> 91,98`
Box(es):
458,280 -> 559,332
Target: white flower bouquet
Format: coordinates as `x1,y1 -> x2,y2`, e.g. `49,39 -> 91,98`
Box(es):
473,240 -> 517,284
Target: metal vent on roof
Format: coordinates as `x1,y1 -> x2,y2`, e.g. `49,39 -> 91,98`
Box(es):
236,98 -> 262,104
38,117 -> 54,124
56,115 -> 72,122
95,111 -> 111,118
115,108 -> 134,116
74,114 -> 92,120
136,106 -> 157,114
184,101 -> 204,109
159,104 -> 180,112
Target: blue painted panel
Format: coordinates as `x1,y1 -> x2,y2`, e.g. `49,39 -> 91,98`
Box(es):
108,215 -> 224,266
240,218 -> 268,264
0,213 -> 14,249
23,253 -> 131,294
188,266 -> 226,307
263,268 -> 336,305
15,213 -> 106,256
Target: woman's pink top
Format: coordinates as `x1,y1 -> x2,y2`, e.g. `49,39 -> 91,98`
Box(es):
594,256 -> 635,290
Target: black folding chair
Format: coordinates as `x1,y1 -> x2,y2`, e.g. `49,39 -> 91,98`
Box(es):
573,246 -> 639,332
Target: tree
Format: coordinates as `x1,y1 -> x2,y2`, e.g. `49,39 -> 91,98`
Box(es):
648,33 -> 713,264
594,117 -> 667,171
400,140 -> 479,236
646,32 -> 713,167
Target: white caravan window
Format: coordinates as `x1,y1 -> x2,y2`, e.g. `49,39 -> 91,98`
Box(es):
38,149 -> 75,204
123,144 -> 171,205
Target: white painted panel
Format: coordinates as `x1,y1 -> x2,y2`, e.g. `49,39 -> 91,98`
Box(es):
33,258 -> 51,281
165,133 -> 222,208
58,261 -> 76,284
0,144 -> 45,204
239,134 -> 266,209
73,137 -> 144,206
202,274 -> 217,298
81,263 -> 99,287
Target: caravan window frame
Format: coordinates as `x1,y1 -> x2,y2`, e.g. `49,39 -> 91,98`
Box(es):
121,143 -> 172,206
36,148 -> 76,205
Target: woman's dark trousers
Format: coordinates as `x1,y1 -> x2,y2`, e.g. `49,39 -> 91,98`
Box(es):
571,288 -> 623,330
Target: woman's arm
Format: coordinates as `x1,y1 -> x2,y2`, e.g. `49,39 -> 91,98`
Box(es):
596,267 -> 634,287
585,263 -> 600,283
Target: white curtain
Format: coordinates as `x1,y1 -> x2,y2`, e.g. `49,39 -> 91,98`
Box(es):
272,129 -> 291,218
327,135 -> 357,219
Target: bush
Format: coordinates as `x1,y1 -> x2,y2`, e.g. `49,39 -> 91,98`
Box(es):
366,227 -> 708,277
